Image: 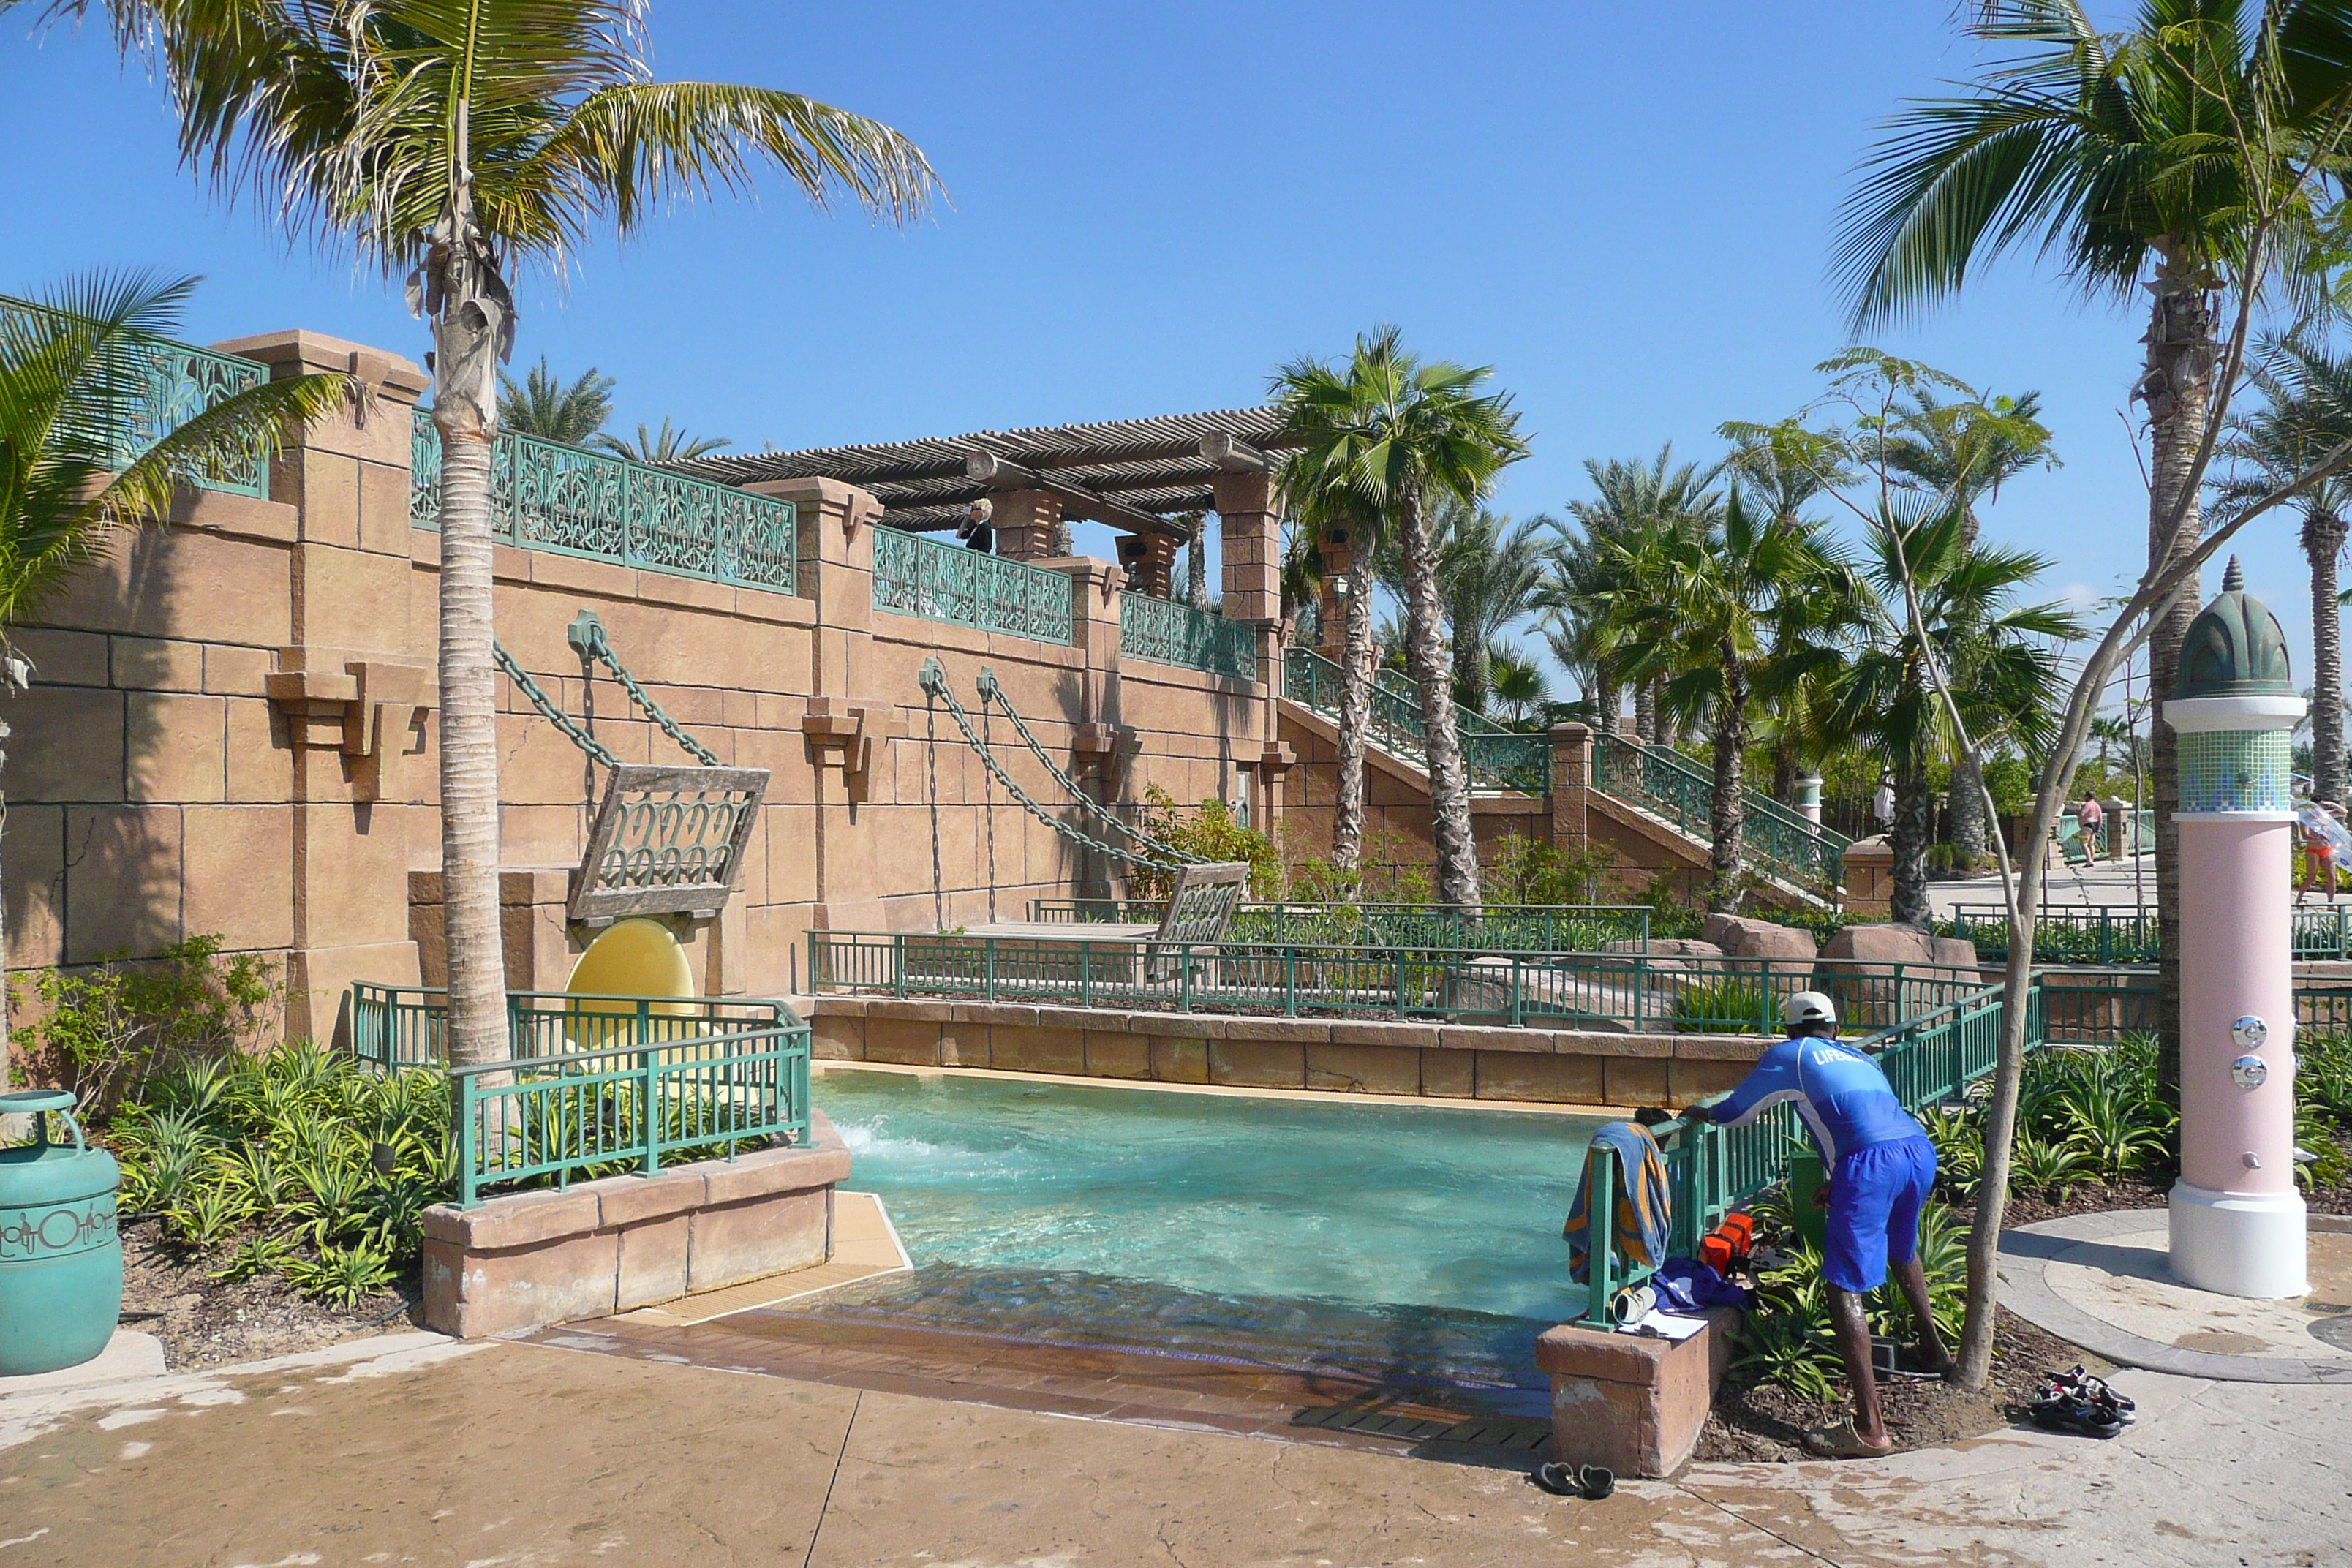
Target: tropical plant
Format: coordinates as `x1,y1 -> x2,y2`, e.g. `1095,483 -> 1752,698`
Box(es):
1273,328 -> 1528,907
1278,470 -> 1382,870
1550,448 -> 1721,743
496,355 -> 613,444
2220,336 -> 2352,805
1822,508 -> 2082,924
1400,500 -> 1554,715
590,416 -> 729,464
22,932 -> 280,1112
116,0 -> 940,1068
0,276 -> 350,1099
1127,787 -> 1281,901
1485,641 -> 1552,727
1606,488 -> 1852,910
1836,0 -> 2352,1390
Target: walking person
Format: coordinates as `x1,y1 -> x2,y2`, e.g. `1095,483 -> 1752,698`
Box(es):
2076,793 -> 2103,863
2305,801 -> 2344,904
1665,992 -> 1950,1458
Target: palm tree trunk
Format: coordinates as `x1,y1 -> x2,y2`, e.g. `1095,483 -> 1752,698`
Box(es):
1949,753 -> 1989,867
429,218 -> 513,1072
1634,682 -> 1658,746
2144,252 -> 2217,1097
1333,559 -> 1374,871
1400,491 -> 1481,911
1454,632 -> 1489,716
2309,510 -> 2348,806
1593,672 -> 1621,736
1772,739 -> 1798,805
1889,756 -> 1934,926
1187,515 -> 1208,608
1710,655 -> 1748,912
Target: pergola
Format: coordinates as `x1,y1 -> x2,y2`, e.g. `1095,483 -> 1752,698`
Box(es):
690,408 -> 1302,608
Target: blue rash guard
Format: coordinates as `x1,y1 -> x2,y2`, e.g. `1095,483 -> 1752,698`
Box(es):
1702,1033 -> 1924,1165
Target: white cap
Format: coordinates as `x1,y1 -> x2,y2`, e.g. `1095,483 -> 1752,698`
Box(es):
1781,990 -> 1837,1029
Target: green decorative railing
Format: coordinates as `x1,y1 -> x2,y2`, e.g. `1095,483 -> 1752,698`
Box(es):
409,410 -> 797,594
348,983 -> 811,1207
2,293 -> 269,497
1031,897 -> 1651,953
1281,645 -> 1550,794
807,932 -> 1982,1034
1592,732 -> 1850,895
871,525 -> 1075,644
1950,904 -> 2352,965
1120,591 -> 1259,681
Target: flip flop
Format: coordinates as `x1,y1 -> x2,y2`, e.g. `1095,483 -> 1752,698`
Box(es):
1531,1462 -> 1580,1496
1803,1420 -> 1895,1459
1578,1464 -> 1616,1500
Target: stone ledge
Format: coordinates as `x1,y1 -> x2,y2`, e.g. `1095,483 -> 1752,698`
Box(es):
1535,1307 -> 1741,1477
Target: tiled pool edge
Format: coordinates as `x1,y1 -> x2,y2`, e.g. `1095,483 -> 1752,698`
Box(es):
809,996 -> 1765,1107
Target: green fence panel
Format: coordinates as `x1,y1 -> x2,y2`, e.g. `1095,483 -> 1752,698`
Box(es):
1282,646 -> 1550,794
1120,591 -> 1258,680
870,525 -> 1075,643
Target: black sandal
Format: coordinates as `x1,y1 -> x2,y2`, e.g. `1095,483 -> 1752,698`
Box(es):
1531,1462 -> 1617,1499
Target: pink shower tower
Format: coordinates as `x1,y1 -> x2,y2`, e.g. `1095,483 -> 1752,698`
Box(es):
2161,559 -> 2308,1298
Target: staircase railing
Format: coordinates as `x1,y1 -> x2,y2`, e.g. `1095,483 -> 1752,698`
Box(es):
1591,732 -> 1849,895
1281,646 -> 1549,794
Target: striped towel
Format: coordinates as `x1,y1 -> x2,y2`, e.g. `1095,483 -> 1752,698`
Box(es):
1562,1121 -> 1673,1285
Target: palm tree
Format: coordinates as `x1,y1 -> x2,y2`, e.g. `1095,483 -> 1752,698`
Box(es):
1272,328 -> 1527,908
1609,489 -> 1850,910
497,356 -> 614,444
1485,641 -> 1553,728
592,418 -> 729,464
1412,502 -> 1554,715
1278,475 -> 1382,870
1835,0 -> 2352,1077
1553,448 -> 1720,741
1826,507 -> 2084,924
2220,336 -> 2352,805
132,0 -> 939,1067
0,271 -> 356,1093
1179,510 -> 1210,608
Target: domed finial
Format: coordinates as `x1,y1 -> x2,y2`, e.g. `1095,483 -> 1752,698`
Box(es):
2223,556 -> 2245,593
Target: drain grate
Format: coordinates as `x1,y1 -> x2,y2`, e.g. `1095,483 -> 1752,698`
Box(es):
1291,1403 -> 1550,1450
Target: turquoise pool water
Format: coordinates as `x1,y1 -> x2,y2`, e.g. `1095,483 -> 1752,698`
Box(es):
804,1070 -> 1602,1396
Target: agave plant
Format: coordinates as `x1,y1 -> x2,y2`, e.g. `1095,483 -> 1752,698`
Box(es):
165,1176 -> 257,1250
282,1243 -> 396,1311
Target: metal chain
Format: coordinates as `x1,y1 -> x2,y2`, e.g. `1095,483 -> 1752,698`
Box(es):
919,659 -> 1189,874
568,612 -> 722,766
973,668 -> 1205,865
494,640 -> 622,768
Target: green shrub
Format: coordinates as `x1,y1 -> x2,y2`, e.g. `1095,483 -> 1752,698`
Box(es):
19,935 -> 277,1113
1673,978 -> 1768,1034
1733,1199 -> 1970,1398
1128,786 -> 1282,900
1482,833 -> 1617,907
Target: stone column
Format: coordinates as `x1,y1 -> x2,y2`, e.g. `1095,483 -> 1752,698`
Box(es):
1214,471 -> 1281,625
1115,533 -> 1179,600
990,490 -> 1063,562
1795,775 -> 1824,827
745,477 -> 887,932
222,328 -> 437,1043
1549,722 -> 1591,856
1052,557 -> 1128,902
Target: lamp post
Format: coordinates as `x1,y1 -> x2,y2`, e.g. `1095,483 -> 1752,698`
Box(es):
2162,558 -> 2308,1298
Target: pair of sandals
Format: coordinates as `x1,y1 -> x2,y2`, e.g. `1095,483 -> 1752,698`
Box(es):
2029,1365 -> 2136,1439
1803,1419 -> 1894,1459
1531,1462 -> 1616,1499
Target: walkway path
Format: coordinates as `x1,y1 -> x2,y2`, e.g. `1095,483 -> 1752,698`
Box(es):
2,1327 -> 2343,1566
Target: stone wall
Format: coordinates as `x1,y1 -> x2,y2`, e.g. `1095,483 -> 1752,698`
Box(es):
4,324 -> 1281,1042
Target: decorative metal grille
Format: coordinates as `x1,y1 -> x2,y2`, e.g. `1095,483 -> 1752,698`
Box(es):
409,410 -> 796,595
2177,728 -> 2293,813
1119,592 -> 1259,681
872,526 -> 1075,644
1,295 -> 268,497
1281,645 -> 1549,793
570,764 -> 769,924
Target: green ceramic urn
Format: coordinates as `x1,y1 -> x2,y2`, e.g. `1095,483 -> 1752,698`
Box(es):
0,1090 -> 122,1376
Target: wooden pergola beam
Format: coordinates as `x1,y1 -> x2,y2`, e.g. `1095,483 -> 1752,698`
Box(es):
965,453 -> 1187,536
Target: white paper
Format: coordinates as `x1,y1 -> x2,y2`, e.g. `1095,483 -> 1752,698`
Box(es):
1629,1309 -> 1709,1341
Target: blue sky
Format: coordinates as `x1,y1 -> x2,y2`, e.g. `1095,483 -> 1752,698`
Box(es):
0,2 -> 2302,710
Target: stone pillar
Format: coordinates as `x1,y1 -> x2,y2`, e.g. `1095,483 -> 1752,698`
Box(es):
220,328 -> 437,1043
1116,533 -> 1179,600
1055,557 -> 1128,902
1549,723 -> 1591,855
1214,471 -> 1281,625
1315,527 -> 1359,660
990,490 -> 1063,562
744,476 -> 886,932
1841,835 -> 1894,919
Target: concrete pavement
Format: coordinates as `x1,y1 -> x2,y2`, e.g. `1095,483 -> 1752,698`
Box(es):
3,1328 -> 2348,1566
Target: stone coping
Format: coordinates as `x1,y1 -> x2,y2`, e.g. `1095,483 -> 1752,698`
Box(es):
1999,1208 -> 2352,1384
422,1113 -> 851,1251
814,1058 -> 1638,1117
807,995 -> 1765,1062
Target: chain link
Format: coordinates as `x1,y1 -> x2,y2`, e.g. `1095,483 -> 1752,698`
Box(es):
919,659 -> 1190,874
494,641 -> 622,768
570,614 -> 723,766
973,668 -> 1205,866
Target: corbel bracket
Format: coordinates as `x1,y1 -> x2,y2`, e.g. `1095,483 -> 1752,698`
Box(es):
265,649 -> 437,802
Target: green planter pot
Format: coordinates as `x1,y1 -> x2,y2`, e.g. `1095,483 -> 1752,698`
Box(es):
1787,1150 -> 1831,1252
0,1090 -> 122,1376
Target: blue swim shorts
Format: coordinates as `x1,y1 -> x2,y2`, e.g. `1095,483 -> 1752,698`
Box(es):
1823,1136 -> 1937,1294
